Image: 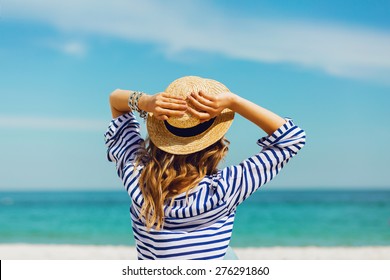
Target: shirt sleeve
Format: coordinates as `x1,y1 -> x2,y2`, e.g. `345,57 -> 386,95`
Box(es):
104,112 -> 144,179
220,118 -> 306,213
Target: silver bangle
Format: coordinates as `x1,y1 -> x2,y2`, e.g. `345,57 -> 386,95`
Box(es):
128,91 -> 136,111
134,91 -> 144,111
128,91 -> 148,119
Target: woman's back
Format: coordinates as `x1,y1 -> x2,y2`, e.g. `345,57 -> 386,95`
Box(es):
105,107 -> 305,259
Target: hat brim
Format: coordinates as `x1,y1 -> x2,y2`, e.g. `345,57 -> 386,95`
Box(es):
147,109 -> 234,155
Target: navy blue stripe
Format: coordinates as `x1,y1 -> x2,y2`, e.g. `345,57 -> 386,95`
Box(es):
116,133 -> 140,159
108,118 -> 138,142
148,212 -> 229,230
271,126 -> 297,144
133,219 -> 234,235
269,148 -> 281,176
162,212 -> 230,230
248,156 -> 263,189
263,151 -> 275,181
229,165 -> 239,200
114,131 -> 140,160
140,244 -> 230,259
188,202 -> 193,216
257,153 -> 268,186
245,160 -> 255,196
134,230 -> 231,250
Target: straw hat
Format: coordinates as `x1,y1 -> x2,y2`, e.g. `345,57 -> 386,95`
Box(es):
147,76 -> 235,155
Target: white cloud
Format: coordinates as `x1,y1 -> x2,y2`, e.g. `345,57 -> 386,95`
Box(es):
60,41 -> 87,56
0,115 -> 107,132
40,39 -> 87,56
4,0 -> 390,81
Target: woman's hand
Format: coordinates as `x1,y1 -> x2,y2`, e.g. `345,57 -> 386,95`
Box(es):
186,90 -> 234,122
139,92 -> 188,121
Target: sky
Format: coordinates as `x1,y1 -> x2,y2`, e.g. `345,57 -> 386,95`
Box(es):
0,0 -> 389,190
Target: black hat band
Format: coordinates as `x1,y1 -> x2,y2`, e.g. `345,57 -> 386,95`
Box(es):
164,117 -> 216,137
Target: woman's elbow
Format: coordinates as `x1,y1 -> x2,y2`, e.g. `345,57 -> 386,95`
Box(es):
109,89 -> 121,104
110,88 -> 121,97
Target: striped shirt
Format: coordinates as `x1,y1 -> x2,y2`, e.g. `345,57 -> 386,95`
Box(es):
104,112 -> 306,260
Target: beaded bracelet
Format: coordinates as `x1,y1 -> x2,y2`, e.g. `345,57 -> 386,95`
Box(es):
128,91 -> 148,119
127,91 -> 138,111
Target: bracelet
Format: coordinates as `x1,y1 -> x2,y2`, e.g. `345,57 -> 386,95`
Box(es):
127,91 -> 137,111
128,91 -> 148,119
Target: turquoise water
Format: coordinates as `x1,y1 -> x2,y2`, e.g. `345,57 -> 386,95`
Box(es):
0,190 -> 389,247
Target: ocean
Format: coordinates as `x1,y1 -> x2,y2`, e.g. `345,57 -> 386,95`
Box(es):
0,189 -> 389,247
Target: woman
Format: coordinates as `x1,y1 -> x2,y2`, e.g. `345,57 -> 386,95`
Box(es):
105,76 -> 306,260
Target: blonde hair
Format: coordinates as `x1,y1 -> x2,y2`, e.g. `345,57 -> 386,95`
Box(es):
134,137 -> 229,230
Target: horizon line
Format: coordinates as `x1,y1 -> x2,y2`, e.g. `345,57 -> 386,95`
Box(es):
0,187 -> 389,192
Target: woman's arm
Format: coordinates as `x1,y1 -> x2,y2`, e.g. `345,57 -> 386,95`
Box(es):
187,91 -> 306,213
187,91 -> 286,135
109,89 -> 187,119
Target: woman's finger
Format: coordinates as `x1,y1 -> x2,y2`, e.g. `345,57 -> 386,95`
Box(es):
159,102 -> 188,111
187,94 -> 214,112
191,91 -> 217,108
157,108 -> 187,117
161,93 -> 187,102
155,114 -> 169,120
161,97 -> 187,106
186,106 -> 211,120
198,90 -> 217,102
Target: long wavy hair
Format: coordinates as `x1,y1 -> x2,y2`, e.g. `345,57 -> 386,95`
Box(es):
134,136 -> 230,231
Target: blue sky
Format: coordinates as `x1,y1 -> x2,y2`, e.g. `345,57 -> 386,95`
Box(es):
1,0 -> 389,190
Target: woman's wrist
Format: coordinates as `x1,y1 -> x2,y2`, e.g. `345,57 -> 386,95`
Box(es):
137,94 -> 152,112
225,92 -> 239,111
